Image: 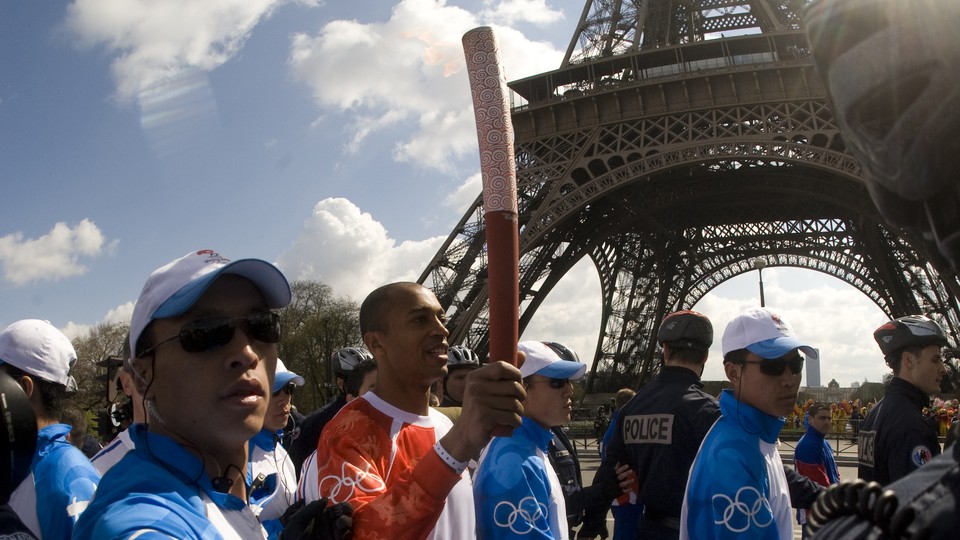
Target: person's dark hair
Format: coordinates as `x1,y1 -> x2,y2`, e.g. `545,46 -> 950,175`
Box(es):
667,346 -> 708,365
723,348 -> 750,365
614,388 -> 635,410
360,282 -> 420,335
344,359 -> 378,397
0,364 -> 67,421
61,405 -> 88,449
808,402 -> 830,419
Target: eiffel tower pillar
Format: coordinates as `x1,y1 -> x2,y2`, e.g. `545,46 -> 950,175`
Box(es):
420,0 -> 960,392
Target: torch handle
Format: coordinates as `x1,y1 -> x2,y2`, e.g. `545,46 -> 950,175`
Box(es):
463,27 -> 520,437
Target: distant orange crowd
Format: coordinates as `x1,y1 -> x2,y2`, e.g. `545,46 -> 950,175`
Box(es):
784,397 -> 960,438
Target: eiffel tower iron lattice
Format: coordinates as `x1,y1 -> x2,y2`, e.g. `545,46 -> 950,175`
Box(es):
418,0 -> 960,392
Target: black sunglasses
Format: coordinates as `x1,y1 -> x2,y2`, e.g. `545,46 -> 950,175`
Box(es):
530,377 -> 571,389
273,382 -> 296,397
139,312 -> 281,357
744,354 -> 804,376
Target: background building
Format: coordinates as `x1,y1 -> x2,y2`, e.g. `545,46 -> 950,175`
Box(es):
806,354 -> 821,388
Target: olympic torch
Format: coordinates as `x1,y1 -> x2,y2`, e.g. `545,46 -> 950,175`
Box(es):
462,28 -> 519,379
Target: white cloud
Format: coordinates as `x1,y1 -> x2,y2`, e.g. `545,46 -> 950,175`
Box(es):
64,0 -> 305,102
61,301 -> 133,340
288,0 -> 564,170
276,198 -> 446,301
104,301 -> 136,325
0,220 -> 117,285
443,172 -> 482,213
60,321 -> 92,341
481,0 -> 565,26
521,258 -> 602,364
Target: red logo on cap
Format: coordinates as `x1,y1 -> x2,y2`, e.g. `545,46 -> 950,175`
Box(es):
770,312 -> 788,332
195,249 -> 230,265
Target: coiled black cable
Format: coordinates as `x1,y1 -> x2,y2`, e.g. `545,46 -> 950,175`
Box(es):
807,479 -> 931,538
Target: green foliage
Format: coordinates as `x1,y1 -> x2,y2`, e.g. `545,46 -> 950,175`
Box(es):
69,321 -> 129,417
278,280 -> 362,412
850,381 -> 885,404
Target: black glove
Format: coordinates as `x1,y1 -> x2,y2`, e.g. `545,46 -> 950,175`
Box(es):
576,522 -> 609,539
279,498 -> 354,540
592,465 -> 623,501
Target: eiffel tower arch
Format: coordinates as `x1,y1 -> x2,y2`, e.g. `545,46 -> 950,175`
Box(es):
420,0 -> 960,392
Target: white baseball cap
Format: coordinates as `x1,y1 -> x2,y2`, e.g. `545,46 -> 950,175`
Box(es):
273,358 -> 305,392
0,319 -> 77,386
130,249 -> 291,356
517,341 -> 587,380
721,307 -> 818,360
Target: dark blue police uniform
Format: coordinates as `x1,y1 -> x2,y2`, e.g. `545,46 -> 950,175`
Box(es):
598,366 -> 720,538
549,425 -> 621,536
858,377 -> 941,485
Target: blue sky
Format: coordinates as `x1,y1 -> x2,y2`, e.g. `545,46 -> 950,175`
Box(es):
1,0 -> 891,385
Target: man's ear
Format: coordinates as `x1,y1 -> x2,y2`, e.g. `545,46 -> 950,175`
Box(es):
128,356 -> 155,398
18,375 -> 34,400
900,349 -> 916,372
363,331 -> 383,358
724,361 -> 741,384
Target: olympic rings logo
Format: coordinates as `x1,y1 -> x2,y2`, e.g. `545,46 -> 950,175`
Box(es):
712,486 -> 774,532
318,462 -> 387,504
493,496 -> 550,535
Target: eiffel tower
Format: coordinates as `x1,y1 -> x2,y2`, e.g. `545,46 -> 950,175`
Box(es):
419,0 -> 960,392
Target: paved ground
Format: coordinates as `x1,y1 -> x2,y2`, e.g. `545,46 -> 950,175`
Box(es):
572,436 -> 862,540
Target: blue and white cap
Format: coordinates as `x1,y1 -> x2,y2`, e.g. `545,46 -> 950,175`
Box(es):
721,307 -> 818,360
273,358 -> 304,392
130,249 -> 291,356
517,340 -> 586,380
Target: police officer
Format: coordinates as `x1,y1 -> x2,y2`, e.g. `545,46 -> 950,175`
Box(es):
858,315 -> 949,484
593,310 -> 718,539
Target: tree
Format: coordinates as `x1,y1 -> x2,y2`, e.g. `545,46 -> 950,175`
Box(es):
70,321 -> 129,437
850,381 -> 885,405
278,281 -> 362,412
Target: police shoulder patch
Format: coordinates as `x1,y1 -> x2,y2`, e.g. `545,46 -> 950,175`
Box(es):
910,445 -> 933,468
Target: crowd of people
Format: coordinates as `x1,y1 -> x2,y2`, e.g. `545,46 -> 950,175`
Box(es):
0,252 -> 848,540
6,257 -> 926,540
0,250 -> 955,540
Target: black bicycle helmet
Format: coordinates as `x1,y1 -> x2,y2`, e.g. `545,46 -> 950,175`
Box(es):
805,0 -> 960,270
330,347 -> 373,378
657,310 -> 713,352
446,345 -> 480,371
873,315 -> 949,360
543,342 -> 581,363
